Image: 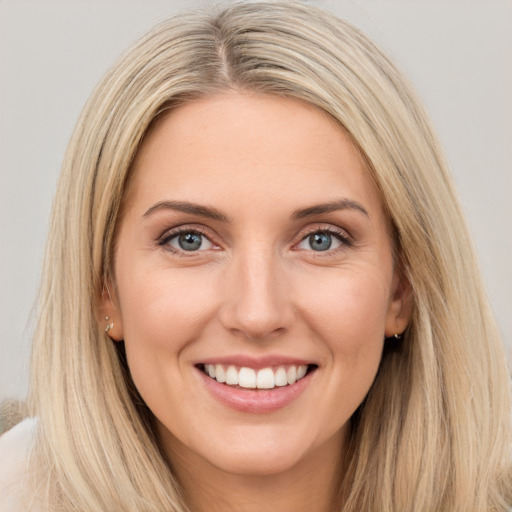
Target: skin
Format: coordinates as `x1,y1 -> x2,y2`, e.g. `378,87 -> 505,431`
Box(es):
102,92 -> 411,512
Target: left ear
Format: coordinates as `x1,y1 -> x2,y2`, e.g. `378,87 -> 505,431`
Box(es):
97,279 -> 124,342
384,266 -> 413,338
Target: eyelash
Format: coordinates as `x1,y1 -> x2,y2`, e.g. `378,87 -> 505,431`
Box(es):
295,226 -> 353,254
157,225 -> 217,257
157,224 -> 353,256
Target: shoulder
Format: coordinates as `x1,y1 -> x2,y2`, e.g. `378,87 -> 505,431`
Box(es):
0,418 -> 38,511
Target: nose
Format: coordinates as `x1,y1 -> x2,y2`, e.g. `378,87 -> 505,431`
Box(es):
218,247 -> 295,341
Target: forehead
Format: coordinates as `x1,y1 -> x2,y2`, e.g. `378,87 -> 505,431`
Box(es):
124,92 -> 385,222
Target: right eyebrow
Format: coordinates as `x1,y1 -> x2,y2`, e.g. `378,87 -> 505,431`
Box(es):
142,200 -> 230,223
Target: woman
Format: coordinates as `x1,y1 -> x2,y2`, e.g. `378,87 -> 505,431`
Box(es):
1,1 -> 510,511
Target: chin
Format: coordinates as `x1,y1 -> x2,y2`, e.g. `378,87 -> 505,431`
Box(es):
195,424 -> 339,478
223,444 -> 306,476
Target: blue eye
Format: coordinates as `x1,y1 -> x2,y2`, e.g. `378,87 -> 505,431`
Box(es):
309,233 -> 332,251
297,230 -> 345,252
164,231 -> 214,252
177,233 -> 202,251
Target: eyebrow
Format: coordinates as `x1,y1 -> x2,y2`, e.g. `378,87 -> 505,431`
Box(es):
143,198 -> 368,223
143,200 -> 230,222
291,199 -> 369,220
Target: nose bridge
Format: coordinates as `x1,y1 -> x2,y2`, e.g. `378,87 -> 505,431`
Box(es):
220,242 -> 292,339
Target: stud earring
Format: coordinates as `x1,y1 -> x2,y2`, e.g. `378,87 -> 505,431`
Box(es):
105,316 -> 114,333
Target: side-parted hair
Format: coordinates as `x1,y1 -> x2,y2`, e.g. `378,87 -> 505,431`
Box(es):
29,2 -> 511,510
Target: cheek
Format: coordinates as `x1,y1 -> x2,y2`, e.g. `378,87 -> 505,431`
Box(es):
280,268 -> 390,441
296,266 -> 390,376
114,268 -> 219,402
118,267 -> 217,349
300,266 -> 390,333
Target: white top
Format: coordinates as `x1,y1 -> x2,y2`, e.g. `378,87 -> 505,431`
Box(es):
0,418 -> 37,512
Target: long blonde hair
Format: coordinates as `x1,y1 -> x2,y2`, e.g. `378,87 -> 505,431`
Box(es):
28,2 -> 511,510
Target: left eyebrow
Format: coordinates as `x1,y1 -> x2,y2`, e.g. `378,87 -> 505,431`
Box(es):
291,198 -> 369,220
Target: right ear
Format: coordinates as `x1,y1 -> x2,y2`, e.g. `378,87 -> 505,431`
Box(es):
98,280 -> 124,341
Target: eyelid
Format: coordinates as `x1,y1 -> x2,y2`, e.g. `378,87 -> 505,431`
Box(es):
157,224 -> 220,251
293,224 -> 353,251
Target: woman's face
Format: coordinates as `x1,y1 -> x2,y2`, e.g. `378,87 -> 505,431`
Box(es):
107,92 -> 409,479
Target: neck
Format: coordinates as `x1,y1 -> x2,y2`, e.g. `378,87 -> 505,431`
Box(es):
164,432 -> 346,512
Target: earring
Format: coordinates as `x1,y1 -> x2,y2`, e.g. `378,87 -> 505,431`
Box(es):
105,316 -> 114,333
393,319 -> 402,339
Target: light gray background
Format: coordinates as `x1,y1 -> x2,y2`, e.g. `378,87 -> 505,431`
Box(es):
1,0 -> 511,402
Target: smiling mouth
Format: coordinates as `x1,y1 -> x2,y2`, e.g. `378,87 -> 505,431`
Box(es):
197,364 -> 318,390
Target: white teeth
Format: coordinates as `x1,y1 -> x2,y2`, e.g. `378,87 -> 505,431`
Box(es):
239,367 -> 256,388
287,366 -> 297,385
225,365 -> 239,385
297,365 -> 307,380
256,368 -> 275,389
215,364 -> 226,383
203,363 -> 311,389
274,366 -> 288,387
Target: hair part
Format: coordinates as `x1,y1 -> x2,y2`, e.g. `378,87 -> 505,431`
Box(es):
28,2 -> 511,511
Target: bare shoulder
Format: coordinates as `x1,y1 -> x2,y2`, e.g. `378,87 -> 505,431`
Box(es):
0,418 -> 38,511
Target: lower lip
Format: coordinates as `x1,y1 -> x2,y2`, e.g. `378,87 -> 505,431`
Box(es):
197,368 -> 315,414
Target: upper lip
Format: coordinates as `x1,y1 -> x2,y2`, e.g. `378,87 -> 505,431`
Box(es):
196,354 -> 316,370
